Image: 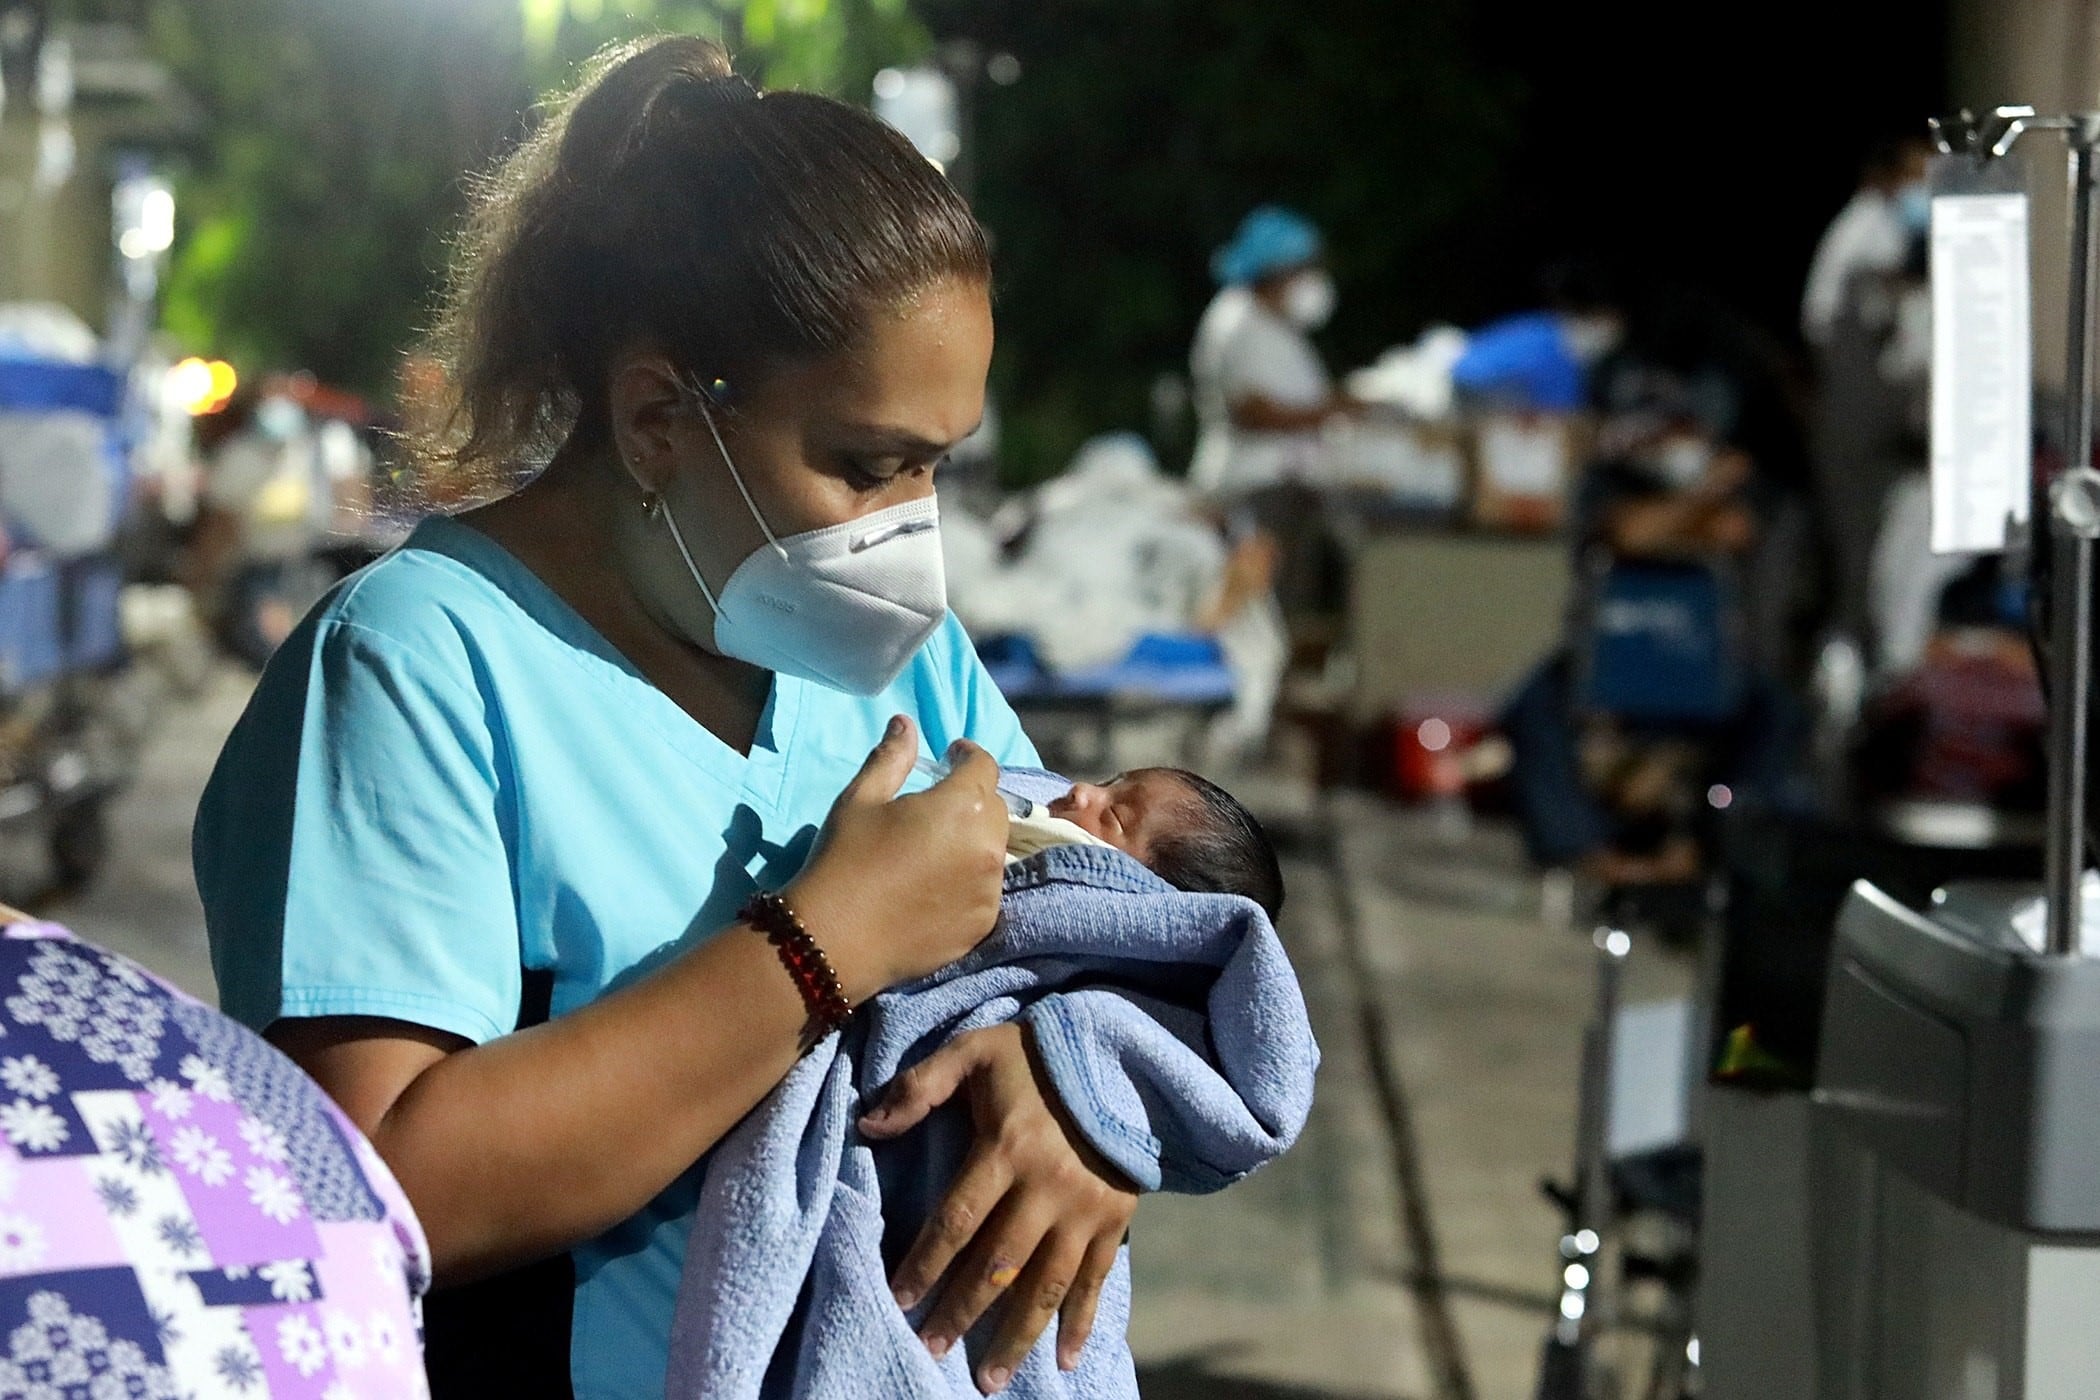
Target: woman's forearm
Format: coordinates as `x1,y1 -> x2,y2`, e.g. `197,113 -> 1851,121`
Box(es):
287,921 -> 811,1283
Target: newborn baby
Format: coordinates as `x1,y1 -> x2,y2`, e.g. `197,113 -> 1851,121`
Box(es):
1008,768 -> 1285,919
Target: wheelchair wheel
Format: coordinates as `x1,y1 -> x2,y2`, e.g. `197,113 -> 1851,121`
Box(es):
49,796 -> 109,890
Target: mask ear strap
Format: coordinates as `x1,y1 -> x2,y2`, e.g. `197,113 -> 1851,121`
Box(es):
687,382 -> 789,559
652,491 -> 724,617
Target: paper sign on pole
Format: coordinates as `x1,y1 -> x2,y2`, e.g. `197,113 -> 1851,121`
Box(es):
1930,191 -> 2033,554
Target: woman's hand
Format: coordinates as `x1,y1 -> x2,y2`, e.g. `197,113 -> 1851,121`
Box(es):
860,1022 -> 1140,1394
788,716 -> 1009,1003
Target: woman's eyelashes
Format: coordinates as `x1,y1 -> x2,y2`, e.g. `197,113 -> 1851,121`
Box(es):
839,453 -> 946,493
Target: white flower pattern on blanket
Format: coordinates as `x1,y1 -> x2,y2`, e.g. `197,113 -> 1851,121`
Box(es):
0,919 -> 433,1398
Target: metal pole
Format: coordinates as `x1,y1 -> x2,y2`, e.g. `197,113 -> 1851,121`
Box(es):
1544,924 -> 1629,1382
2047,133 -> 2100,955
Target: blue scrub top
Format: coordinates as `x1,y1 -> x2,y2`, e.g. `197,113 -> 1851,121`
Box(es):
192,513 -> 1040,1397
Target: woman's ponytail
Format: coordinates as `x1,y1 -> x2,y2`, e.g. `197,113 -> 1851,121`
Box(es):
408,34 -> 987,494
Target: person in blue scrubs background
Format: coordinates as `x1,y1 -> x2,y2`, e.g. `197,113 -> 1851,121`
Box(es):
192,36 -> 1138,1399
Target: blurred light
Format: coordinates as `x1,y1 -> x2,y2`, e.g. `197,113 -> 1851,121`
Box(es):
1706,783 -> 1734,810
112,170 -> 173,261
1417,717 -> 1452,753
1688,1337 -> 1702,1367
1562,1263 -> 1590,1290
986,52 -> 1021,85
167,357 -> 211,408
33,119 -> 70,192
35,35 -> 69,117
872,65 -> 961,170
1604,930 -> 1632,958
169,356 -> 237,416
1574,1229 -> 1600,1254
1559,1293 -> 1585,1321
139,187 -> 174,252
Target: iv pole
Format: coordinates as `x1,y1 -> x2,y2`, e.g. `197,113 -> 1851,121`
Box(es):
1933,106 -> 2100,956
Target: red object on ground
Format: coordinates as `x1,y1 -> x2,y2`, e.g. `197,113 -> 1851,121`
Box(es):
1389,696 -> 1493,803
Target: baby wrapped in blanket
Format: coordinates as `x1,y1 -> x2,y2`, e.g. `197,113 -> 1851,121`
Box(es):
1003,768 -> 1284,920
666,767 -> 1315,1399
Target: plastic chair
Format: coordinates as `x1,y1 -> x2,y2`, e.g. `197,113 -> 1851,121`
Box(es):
1574,554 -> 1748,729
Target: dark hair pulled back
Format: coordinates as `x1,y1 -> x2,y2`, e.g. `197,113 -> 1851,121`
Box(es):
411,34 -> 990,485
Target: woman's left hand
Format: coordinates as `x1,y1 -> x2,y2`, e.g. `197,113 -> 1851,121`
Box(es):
859,1021 -> 1139,1394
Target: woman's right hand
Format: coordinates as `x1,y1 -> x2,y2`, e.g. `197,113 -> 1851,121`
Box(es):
786,715 -> 1009,1002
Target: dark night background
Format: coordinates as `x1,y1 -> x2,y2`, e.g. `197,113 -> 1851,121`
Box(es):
142,0 -> 1956,480
921,0 -> 1952,474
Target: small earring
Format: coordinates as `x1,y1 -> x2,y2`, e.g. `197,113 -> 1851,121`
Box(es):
641,491 -> 663,520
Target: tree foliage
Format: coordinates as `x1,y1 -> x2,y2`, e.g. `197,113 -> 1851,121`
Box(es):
918,0 -> 1525,481
148,0 -> 930,397
144,0 -> 1531,483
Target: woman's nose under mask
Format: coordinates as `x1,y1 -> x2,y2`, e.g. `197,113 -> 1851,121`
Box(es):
646,385 -> 948,696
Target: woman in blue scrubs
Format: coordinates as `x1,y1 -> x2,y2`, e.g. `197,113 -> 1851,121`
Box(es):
192,36 -> 1137,1398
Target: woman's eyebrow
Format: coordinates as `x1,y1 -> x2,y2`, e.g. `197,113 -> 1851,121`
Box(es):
838,421 -> 983,456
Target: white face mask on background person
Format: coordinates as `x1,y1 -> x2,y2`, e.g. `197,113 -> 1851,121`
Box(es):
1649,434 -> 1715,490
645,385 -> 948,696
1281,270 -> 1337,330
1561,314 -> 1624,366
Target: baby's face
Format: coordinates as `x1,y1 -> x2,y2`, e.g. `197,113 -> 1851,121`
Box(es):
1047,770 -> 1197,864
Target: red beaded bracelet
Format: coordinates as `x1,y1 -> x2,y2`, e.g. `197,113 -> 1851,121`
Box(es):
740,889 -> 853,1046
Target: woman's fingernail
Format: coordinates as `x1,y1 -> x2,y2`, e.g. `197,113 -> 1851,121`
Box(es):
983,1365 -> 1011,1391
893,1284 -> 919,1310
923,1332 -> 951,1359
887,715 -> 906,739
1059,1349 -> 1078,1371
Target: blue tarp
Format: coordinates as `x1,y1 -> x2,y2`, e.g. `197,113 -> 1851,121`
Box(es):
1451,311 -> 1589,413
0,357 -> 127,418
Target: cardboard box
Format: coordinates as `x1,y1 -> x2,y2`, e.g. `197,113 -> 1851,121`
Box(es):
1468,411 -> 1592,533
1322,415 -> 1469,511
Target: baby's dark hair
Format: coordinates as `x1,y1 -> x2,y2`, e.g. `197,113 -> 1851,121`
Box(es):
1143,769 -> 1286,921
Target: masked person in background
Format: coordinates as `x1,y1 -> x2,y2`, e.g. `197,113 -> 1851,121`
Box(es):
1800,135 -> 1933,350
1188,205 -> 1359,498
1188,207 -> 1361,715
1501,422 -> 1802,886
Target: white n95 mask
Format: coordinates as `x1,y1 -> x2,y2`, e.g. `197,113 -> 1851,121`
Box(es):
1649,435 -> 1714,490
1282,270 -> 1337,330
649,394 -> 947,696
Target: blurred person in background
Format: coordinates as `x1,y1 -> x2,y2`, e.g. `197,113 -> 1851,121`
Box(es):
1449,260 -> 1627,413
1189,206 -> 1360,690
1800,134 -> 1933,351
1597,288 -> 1817,673
1188,205 -> 1356,498
1807,140 -> 1934,671
183,387 -> 347,668
1501,406 -> 1804,886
